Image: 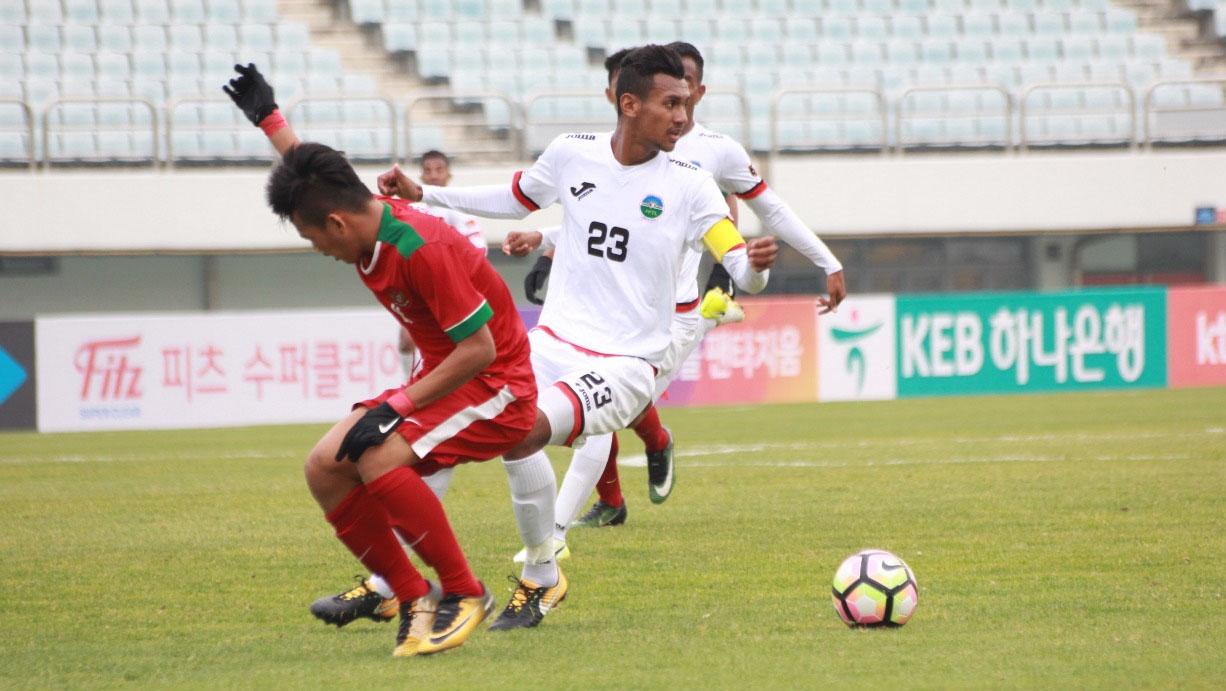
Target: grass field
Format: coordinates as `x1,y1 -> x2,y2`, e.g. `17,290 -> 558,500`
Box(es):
1,388 -> 1224,688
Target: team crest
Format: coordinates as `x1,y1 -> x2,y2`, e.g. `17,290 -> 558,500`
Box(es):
389,290 -> 410,307
640,195 -> 664,220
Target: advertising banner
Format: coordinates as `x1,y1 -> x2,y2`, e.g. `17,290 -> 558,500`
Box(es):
660,296 -> 819,407
0,321 -> 36,430
36,310 -> 405,432
818,295 -> 897,401
1166,285 -> 1226,389
896,287 -> 1168,397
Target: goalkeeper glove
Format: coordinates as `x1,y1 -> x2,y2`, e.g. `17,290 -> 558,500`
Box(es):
335,403 -> 403,463
523,255 -> 552,306
222,63 -> 279,127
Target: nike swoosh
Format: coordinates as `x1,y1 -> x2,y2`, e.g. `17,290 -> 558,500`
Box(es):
378,417 -> 402,434
430,609 -> 479,644
881,562 -> 904,571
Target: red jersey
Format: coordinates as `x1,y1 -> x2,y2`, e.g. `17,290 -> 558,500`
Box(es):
359,196 -> 533,397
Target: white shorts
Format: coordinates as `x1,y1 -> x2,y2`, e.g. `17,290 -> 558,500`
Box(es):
529,328 -> 656,447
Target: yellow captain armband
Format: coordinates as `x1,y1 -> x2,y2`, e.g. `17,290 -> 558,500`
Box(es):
702,218 -> 746,263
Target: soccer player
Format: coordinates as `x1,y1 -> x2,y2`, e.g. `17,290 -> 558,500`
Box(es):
523,42 -> 849,531
375,44 -> 778,608
223,65 -> 546,653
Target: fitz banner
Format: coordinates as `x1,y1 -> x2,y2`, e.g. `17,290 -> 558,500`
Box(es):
896,287 -> 1168,397
36,310 -> 405,432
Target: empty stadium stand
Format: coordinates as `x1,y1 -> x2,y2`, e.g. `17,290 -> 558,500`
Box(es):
1,0 -> 1224,165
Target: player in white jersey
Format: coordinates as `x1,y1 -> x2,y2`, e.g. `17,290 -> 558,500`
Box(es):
376,45 -> 778,627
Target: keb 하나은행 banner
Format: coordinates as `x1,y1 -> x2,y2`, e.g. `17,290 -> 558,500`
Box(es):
1166,285 -> 1226,389
895,287 -> 1168,397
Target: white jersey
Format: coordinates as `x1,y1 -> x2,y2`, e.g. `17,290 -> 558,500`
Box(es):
515,132 -> 730,365
410,202 -> 487,255
668,122 -> 766,303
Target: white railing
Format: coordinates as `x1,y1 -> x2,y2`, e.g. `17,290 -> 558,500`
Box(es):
5,79 -> 1226,168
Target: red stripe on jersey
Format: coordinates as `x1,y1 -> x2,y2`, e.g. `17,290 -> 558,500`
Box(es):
511,171 -> 540,211
735,180 -> 767,200
675,298 -> 699,313
726,242 -> 746,253
537,325 -> 618,358
554,382 -> 584,446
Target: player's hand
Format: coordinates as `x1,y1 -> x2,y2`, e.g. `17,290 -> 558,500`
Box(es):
502,231 -> 543,257
335,403 -> 402,463
818,270 -> 847,315
523,255 -> 552,305
376,164 -> 423,201
222,63 -> 278,126
746,236 -> 778,272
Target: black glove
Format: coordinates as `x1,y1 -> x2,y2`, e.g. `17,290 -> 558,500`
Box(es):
524,255 -> 552,306
705,262 -> 734,297
222,63 -> 278,126
335,403 -> 402,463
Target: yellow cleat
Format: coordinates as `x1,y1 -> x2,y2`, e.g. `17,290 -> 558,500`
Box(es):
391,595 -> 437,658
488,569 -> 569,631
415,583 -> 495,655
699,287 -> 744,325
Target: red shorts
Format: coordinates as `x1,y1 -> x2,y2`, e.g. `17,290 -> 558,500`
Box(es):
356,378 -> 537,476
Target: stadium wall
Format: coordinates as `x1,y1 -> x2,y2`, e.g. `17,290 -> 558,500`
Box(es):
2,151 -> 1225,254
10,285 -> 1224,432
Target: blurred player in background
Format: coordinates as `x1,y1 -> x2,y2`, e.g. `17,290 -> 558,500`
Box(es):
224,65 -> 540,656
376,44 -> 777,623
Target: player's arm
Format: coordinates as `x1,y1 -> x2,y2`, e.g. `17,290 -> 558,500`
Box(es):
379,137 -> 564,219
702,218 -> 776,294
223,63 -> 299,156
725,143 -> 846,312
725,192 -> 739,226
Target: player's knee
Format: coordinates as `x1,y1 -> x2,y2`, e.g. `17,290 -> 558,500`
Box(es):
504,413 -> 551,460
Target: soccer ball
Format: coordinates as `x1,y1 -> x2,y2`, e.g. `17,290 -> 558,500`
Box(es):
831,549 -> 919,627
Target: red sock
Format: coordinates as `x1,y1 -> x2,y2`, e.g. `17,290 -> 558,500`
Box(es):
633,405 -> 670,453
325,485 -> 429,602
596,434 -> 624,508
365,466 -> 483,598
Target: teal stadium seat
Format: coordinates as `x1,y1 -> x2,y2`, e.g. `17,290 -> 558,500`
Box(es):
171,0 -> 206,24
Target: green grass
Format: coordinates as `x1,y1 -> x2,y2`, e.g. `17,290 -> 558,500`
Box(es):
1,388 -> 1224,689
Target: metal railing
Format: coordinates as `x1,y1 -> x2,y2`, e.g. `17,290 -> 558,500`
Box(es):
286,95 -> 399,164
0,99 -> 35,171
1018,82 -> 1137,152
895,85 -> 1014,153
4,79 -> 1226,169
40,97 -> 159,169
1141,78 -> 1226,149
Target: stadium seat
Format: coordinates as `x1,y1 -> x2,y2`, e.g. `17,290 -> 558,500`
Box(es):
30,2 -> 65,24
171,0 -> 206,24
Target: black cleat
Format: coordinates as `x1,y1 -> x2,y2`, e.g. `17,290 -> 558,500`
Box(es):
488,571 -> 569,631
570,500 -> 628,528
646,428 -> 675,504
309,576 -> 398,628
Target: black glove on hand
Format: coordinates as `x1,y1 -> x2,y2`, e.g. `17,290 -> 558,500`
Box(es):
524,255 -> 552,306
705,262 -> 734,297
335,403 -> 402,463
222,63 -> 278,126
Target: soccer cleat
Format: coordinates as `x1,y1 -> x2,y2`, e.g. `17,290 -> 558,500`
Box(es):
699,287 -> 744,325
487,570 -> 569,631
415,583 -> 496,655
646,428 -> 675,505
309,576 -> 398,628
571,499 -> 628,528
512,537 -> 571,564
392,591 -> 439,657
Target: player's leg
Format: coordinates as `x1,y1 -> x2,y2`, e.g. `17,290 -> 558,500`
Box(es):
312,465 -> 453,629
574,433 -> 628,528
552,432 -> 616,539
303,410 -> 440,655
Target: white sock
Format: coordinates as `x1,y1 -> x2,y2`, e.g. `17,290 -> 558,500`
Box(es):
368,574 -> 394,599
503,451 -> 559,587
421,466 -> 453,501
553,433 -> 614,542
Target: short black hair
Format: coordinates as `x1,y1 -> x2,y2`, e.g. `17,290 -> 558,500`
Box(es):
266,142 -> 371,227
666,41 -> 704,83
603,46 -> 634,83
420,149 -> 449,166
614,44 -> 685,116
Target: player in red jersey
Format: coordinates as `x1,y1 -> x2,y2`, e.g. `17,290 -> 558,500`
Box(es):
223,66 -> 540,658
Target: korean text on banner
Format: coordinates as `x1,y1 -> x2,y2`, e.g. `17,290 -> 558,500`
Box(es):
1166,285 -> 1226,389
896,287 -> 1167,397
661,296 -> 818,407
36,310 -> 405,432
